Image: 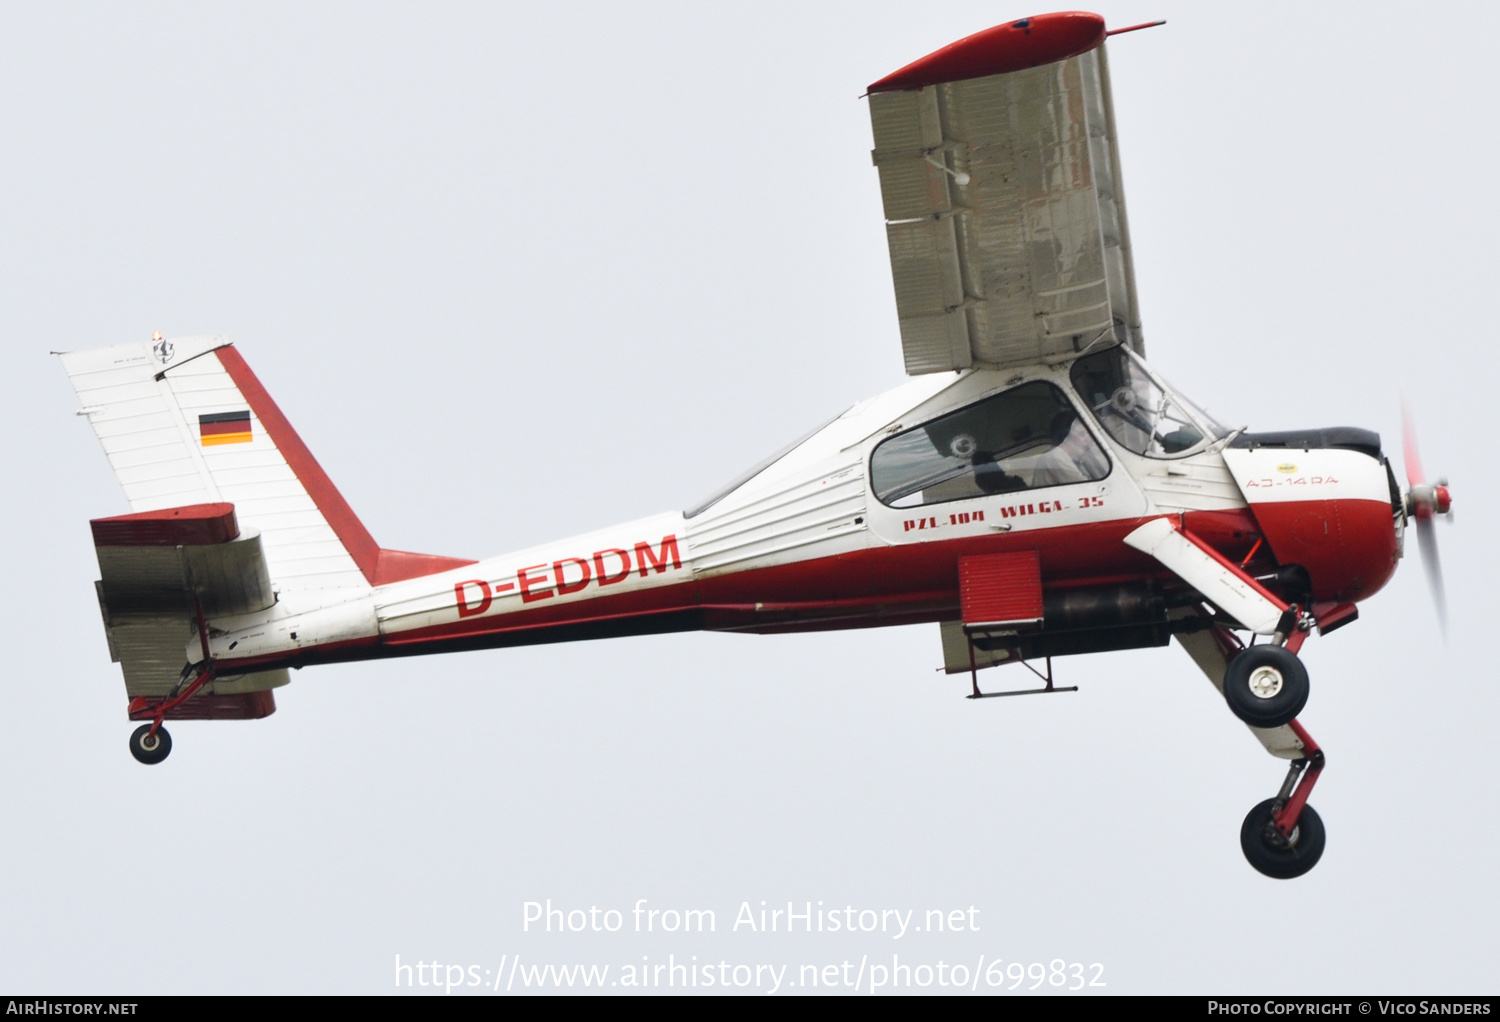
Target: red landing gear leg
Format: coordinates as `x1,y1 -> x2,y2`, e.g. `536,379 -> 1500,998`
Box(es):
1239,719 -> 1328,879
1281,608 -> 1312,655
128,663 -> 215,766
127,598 -> 217,766
1273,720 -> 1325,835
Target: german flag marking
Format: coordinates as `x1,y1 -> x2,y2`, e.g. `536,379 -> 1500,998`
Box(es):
199,410 -> 252,446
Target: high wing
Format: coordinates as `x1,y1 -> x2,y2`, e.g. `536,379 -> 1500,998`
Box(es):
867,13 -> 1145,374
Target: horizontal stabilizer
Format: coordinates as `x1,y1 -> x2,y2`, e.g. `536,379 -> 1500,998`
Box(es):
128,689 -> 280,721
91,502 -> 286,702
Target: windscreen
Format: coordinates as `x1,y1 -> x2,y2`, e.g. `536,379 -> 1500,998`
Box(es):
1069,347 -> 1227,458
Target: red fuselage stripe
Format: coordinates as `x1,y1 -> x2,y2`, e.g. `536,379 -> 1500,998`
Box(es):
215,346 -> 475,585
215,345 -> 383,583
219,517 -> 1186,673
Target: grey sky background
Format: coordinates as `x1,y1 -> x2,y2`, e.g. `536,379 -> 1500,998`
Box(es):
1,1 -> 1495,994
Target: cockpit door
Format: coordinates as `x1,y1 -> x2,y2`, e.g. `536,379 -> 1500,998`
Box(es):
864,374 -> 1148,547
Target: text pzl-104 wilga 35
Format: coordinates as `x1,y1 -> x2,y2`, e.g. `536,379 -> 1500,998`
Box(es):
60,12 -> 1451,877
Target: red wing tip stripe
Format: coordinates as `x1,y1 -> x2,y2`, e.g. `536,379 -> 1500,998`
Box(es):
867,12 -> 1106,93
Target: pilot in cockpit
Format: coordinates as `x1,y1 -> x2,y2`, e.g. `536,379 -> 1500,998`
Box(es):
1026,411 -> 1111,489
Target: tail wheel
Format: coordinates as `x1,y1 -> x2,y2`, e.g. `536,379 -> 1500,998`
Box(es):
129,724 -> 172,765
1240,798 -> 1325,879
1223,644 -> 1309,728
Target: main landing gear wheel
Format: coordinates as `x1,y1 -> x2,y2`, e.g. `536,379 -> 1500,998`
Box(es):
129,724 -> 172,765
1240,798 -> 1325,879
1223,644 -> 1309,728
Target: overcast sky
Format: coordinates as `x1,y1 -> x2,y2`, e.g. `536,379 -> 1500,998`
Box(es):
1,1 -> 1496,995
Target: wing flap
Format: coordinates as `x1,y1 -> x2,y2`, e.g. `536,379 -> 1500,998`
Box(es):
884,217 -> 971,373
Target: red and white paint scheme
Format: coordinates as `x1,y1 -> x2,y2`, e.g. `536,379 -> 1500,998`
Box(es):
59,12 -> 1449,879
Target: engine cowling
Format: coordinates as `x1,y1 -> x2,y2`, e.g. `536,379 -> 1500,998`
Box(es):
1221,430 -> 1399,604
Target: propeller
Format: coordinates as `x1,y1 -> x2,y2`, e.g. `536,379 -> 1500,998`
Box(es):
1402,406 -> 1453,636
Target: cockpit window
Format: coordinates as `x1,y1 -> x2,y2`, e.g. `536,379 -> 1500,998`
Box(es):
870,382 -> 1110,509
1070,347 -> 1228,458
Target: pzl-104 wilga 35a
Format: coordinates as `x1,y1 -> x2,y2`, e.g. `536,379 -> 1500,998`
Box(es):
60,12 -> 1450,878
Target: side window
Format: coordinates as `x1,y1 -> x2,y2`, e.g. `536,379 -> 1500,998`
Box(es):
870,382 -> 1110,509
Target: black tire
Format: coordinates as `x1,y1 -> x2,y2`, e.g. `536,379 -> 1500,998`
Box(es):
1240,798 -> 1325,879
1223,644 -> 1309,728
129,723 -> 172,765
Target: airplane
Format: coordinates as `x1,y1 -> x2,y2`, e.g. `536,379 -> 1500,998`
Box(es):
58,11 -> 1451,879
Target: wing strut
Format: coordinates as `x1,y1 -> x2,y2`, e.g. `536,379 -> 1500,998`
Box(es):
1124,517 -> 1287,633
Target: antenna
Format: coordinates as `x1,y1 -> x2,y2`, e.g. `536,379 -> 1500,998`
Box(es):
1106,20 -> 1166,37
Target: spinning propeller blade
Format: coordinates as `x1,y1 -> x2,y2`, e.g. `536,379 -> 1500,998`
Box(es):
1402,406 -> 1452,638
1414,514 -> 1447,636
1402,405 -> 1426,488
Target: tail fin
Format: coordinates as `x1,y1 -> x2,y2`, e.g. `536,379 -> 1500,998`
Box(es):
61,335 -> 472,591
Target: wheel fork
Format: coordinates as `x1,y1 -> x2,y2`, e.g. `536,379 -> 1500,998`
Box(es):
1266,719 -> 1324,840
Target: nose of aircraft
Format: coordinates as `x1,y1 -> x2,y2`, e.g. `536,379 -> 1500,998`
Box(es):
1223,426 -> 1400,605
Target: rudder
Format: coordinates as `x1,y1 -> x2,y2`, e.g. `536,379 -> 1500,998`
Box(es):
61,335 -> 472,593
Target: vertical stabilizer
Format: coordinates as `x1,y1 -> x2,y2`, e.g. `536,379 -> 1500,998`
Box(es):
61,335 -> 472,593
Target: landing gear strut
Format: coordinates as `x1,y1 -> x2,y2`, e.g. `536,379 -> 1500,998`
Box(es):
1240,721 -> 1327,879
1193,617 -> 1329,877
127,594 -> 219,766
127,656 -> 216,766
